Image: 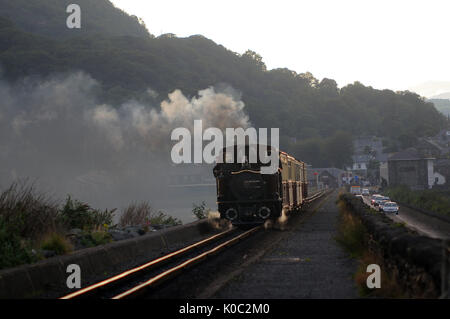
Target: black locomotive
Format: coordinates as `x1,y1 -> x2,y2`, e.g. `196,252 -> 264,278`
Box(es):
213,144 -> 308,226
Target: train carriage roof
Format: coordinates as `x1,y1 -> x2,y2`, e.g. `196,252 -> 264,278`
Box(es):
216,144 -> 305,167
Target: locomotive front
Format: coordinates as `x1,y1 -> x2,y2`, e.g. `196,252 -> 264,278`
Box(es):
213,145 -> 282,225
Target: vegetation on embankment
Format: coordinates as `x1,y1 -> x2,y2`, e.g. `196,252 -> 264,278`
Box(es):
384,186 -> 450,217
335,197 -> 405,297
336,193 -> 445,298
0,181 -> 181,271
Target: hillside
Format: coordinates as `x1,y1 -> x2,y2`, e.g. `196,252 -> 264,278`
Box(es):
431,92 -> 450,99
0,0 -> 150,38
429,99 -> 450,117
0,3 -> 447,168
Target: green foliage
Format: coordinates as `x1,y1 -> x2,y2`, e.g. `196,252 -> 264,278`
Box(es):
120,201 -> 181,227
149,211 -> 182,226
391,222 -> 406,228
41,232 -> 73,255
0,181 -> 60,240
80,231 -> 112,248
0,216 -> 37,270
192,201 -> 210,220
0,0 -> 150,39
91,231 -> 112,245
291,131 -> 354,168
59,196 -> 115,231
335,201 -> 368,258
384,186 -> 450,216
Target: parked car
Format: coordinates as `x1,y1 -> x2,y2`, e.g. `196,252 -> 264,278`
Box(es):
379,201 -> 399,214
371,194 -> 383,205
374,196 -> 390,207
362,188 -> 370,196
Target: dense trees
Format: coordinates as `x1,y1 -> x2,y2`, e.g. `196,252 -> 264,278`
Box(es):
0,0 -> 150,39
289,131 -> 353,168
0,2 -> 447,168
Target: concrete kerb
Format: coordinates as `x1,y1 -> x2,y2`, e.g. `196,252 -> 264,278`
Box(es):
0,218 -> 219,299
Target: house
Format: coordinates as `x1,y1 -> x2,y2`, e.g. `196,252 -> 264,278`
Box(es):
350,154 -> 370,174
420,129 -> 450,157
387,148 -> 435,190
349,136 -> 388,182
416,138 -> 442,158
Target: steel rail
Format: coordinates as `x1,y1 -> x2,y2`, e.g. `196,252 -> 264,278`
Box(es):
60,227 -> 236,299
112,226 -> 261,299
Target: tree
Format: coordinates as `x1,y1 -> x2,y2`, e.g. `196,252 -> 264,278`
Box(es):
318,78 -> 339,97
322,131 -> 354,168
241,50 -> 267,71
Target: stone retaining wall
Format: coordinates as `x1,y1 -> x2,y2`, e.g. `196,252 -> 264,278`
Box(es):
340,193 -> 447,298
0,218 -> 226,299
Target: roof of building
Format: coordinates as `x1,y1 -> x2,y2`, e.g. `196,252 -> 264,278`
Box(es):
388,148 -> 435,161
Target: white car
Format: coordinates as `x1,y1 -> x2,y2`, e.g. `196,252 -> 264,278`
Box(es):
371,194 -> 382,205
379,201 -> 399,214
374,196 -> 390,207
362,188 -> 370,196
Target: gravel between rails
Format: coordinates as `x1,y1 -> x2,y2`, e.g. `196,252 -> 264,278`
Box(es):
210,189 -> 359,298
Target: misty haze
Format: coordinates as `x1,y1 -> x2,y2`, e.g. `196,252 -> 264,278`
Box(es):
0,72 -> 251,223
0,0 -> 449,304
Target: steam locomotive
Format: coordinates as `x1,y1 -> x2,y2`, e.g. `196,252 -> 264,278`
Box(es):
213,144 -> 308,226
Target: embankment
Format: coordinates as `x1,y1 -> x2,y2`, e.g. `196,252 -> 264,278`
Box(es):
339,193 -> 448,298
0,218 -> 227,299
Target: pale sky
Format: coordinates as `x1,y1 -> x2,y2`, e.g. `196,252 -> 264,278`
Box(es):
111,0 -> 450,95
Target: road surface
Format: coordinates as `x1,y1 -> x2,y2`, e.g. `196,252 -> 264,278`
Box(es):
362,196 -> 450,240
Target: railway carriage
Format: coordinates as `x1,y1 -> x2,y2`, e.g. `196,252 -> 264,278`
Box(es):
213,144 -> 308,226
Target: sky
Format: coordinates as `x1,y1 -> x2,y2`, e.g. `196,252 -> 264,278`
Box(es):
111,0 -> 450,96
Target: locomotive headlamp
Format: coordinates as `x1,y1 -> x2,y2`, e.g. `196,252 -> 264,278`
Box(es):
225,208 -> 238,220
258,206 -> 271,219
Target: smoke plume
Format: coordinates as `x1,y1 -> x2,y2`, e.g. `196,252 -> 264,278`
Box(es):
0,72 -> 250,222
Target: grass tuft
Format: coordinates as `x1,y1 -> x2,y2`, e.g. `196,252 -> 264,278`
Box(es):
120,201 -> 182,227
335,198 -> 405,298
41,232 -> 73,255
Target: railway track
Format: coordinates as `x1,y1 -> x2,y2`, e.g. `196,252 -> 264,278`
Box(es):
60,191 -> 326,299
60,226 -> 260,299
304,190 -> 327,203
